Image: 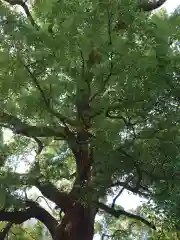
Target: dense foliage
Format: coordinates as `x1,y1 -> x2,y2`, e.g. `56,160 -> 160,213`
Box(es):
95,205 -> 180,239
0,0 -> 180,239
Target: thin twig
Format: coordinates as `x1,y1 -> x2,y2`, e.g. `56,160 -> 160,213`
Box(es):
118,147 -> 143,191
111,175 -> 134,208
35,196 -> 54,213
23,63 -> 75,127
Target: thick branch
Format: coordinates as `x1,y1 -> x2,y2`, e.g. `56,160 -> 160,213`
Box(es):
4,0 -> 39,30
0,111 -> 66,138
0,200 -> 58,238
5,173 -> 73,214
0,210 -> 29,224
98,202 -> 156,230
138,0 -> 167,11
34,179 -> 73,212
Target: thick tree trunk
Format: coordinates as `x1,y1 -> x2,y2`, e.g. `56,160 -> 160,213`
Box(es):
54,201 -> 96,240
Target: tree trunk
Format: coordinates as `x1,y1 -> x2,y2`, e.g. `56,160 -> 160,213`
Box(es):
54,200 -> 96,240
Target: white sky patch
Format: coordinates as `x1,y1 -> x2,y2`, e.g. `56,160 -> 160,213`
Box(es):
12,152 -> 36,174
162,0 -> 180,13
3,129 -> 13,143
108,191 -> 148,211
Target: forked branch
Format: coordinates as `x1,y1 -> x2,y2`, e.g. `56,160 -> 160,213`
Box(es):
98,202 -> 156,230
110,181 -> 151,198
34,179 -> 73,212
111,176 -> 134,209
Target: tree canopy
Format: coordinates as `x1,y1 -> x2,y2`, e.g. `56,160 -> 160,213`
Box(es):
0,0 -> 180,239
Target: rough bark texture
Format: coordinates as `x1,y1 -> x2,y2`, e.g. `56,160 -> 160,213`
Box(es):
55,202 -> 96,240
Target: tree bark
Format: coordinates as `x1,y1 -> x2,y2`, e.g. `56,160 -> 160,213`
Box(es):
54,201 -> 96,240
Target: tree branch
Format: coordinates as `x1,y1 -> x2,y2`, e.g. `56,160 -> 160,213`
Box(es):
111,176 -> 134,209
23,63 -> 77,127
32,136 -> 44,155
110,181 -> 151,198
0,200 -> 58,238
138,0 -> 167,11
115,0 -> 167,31
111,188 -> 124,209
117,147 -> 143,191
34,179 -> 73,212
5,171 -> 74,214
0,111 -> 67,138
3,0 -> 39,30
98,202 -> 156,230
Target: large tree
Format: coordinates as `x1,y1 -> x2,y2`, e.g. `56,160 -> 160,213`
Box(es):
0,0 -> 180,239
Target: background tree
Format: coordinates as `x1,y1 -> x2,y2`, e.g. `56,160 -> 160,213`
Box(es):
0,0 -> 180,239
97,205 -> 180,239
0,220 -> 51,239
